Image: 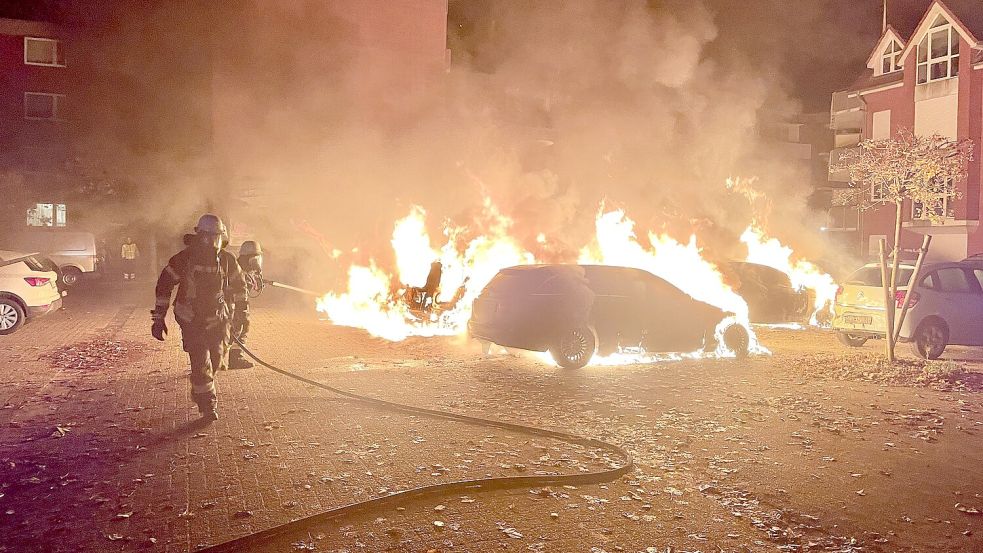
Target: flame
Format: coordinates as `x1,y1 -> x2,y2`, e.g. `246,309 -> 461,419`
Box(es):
316,199 -> 535,341
578,209 -> 765,358
740,225 -> 837,325
316,201 -> 804,363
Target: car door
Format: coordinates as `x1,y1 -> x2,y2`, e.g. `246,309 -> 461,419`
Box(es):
932,267 -> 983,345
638,272 -> 705,352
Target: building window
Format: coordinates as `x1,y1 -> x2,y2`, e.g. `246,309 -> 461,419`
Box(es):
912,179 -> 956,220
880,40 -> 901,74
872,110 -> 891,140
871,181 -> 887,202
26,203 -> 67,227
24,37 -> 65,67
916,15 -> 959,84
24,92 -> 66,121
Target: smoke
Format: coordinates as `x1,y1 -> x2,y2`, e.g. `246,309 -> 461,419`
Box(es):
59,0 -> 878,285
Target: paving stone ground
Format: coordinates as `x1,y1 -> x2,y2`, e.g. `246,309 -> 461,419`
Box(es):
2,282 -> 983,552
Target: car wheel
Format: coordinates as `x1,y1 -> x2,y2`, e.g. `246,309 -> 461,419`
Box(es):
836,331 -> 868,347
721,323 -> 750,358
910,319 -> 948,360
550,324 -> 597,369
61,267 -> 82,287
0,298 -> 25,335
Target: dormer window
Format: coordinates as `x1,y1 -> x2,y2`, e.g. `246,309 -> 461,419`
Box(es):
916,14 -> 960,84
880,40 -> 902,74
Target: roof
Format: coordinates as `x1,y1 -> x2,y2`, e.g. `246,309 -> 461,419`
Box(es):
847,70 -> 904,94
888,0 -> 983,43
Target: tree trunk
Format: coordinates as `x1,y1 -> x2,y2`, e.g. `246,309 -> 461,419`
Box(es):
887,200 -> 903,359
878,238 -> 895,363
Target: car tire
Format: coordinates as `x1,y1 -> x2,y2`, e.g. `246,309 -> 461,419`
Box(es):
910,319 -> 948,360
61,267 -> 82,287
721,323 -> 750,358
836,331 -> 868,348
550,324 -> 597,369
0,298 -> 25,335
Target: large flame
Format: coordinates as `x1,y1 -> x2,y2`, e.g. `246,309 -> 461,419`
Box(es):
316,199 -> 534,341
578,209 -> 766,358
317,199 -> 848,363
740,225 -> 837,325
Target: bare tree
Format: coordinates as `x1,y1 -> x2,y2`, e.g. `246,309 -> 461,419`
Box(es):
835,129 -> 973,360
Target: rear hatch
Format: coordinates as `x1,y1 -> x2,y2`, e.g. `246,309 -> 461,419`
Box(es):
833,264 -> 913,334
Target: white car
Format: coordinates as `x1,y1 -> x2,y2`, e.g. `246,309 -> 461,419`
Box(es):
832,261 -> 983,359
0,250 -> 63,335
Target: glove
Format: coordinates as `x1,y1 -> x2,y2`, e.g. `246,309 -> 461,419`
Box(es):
151,318 -> 168,341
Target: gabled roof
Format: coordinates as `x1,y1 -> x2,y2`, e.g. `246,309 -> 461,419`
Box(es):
865,27 -> 906,70
898,1 -> 982,63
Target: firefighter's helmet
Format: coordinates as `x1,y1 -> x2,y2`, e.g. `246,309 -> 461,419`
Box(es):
239,240 -> 262,256
194,214 -> 227,236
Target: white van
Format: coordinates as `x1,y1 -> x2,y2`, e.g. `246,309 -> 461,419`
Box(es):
1,230 -> 98,287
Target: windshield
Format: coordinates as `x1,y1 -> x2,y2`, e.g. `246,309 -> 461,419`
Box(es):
845,266 -> 914,287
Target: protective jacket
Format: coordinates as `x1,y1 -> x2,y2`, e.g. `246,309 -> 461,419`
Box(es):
121,243 -> 139,260
154,244 -> 246,347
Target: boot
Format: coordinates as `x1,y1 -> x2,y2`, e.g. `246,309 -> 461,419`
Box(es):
197,399 -> 218,421
228,348 -> 254,369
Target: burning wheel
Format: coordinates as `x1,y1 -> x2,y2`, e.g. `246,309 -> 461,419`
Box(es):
721,323 -> 750,358
910,319 -> 948,360
836,331 -> 868,347
550,324 -> 597,369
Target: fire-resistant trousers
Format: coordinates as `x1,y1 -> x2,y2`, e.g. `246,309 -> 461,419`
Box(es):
187,341 -> 227,409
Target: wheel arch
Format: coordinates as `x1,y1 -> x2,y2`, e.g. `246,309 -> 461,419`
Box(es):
0,292 -> 28,313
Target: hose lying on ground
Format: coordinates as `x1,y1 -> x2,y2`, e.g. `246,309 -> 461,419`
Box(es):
196,336 -> 634,552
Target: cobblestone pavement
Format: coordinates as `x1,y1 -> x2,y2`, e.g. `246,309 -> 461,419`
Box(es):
2,285 -> 983,552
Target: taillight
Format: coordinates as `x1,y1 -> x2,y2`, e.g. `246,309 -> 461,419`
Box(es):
895,290 -> 920,309
24,277 -> 51,287
835,286 -> 843,302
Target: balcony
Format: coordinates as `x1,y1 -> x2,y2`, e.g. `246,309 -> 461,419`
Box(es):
828,146 -> 859,182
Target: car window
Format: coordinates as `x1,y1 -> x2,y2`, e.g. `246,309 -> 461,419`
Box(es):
921,273 -> 936,290
935,268 -> 978,293
845,266 -> 914,286
974,269 -> 983,292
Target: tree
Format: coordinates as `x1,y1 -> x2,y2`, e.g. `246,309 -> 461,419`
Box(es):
835,129 -> 973,360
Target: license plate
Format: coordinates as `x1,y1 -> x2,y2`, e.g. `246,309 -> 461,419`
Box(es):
844,314 -> 873,325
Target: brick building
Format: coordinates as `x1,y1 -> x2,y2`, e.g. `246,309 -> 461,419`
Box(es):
831,0 -> 983,261
0,17 -> 71,227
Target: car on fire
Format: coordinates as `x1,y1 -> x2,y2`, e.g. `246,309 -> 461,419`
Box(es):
468,264 -> 751,368
832,261 -> 983,359
726,261 -> 812,324
0,250 -> 63,335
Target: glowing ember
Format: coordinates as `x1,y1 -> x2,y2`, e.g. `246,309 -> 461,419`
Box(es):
740,225 -> 837,326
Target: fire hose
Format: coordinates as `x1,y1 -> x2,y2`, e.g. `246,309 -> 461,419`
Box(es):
196,334 -> 635,552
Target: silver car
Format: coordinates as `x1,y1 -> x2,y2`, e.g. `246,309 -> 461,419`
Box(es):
832,261 -> 983,359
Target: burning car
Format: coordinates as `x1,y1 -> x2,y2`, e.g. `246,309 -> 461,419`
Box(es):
726,261 -> 813,324
468,264 -> 750,368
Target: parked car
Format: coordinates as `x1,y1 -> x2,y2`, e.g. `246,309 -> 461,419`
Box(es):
0,250 -> 63,335
832,261 -> 983,359
468,264 -> 750,368
727,262 -> 811,323
0,230 -> 99,287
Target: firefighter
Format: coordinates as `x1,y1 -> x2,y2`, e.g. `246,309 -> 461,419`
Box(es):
121,237 -> 139,281
151,214 -> 246,421
228,240 -> 264,369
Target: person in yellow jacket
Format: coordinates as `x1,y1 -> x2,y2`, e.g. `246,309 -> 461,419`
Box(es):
121,237 -> 139,281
